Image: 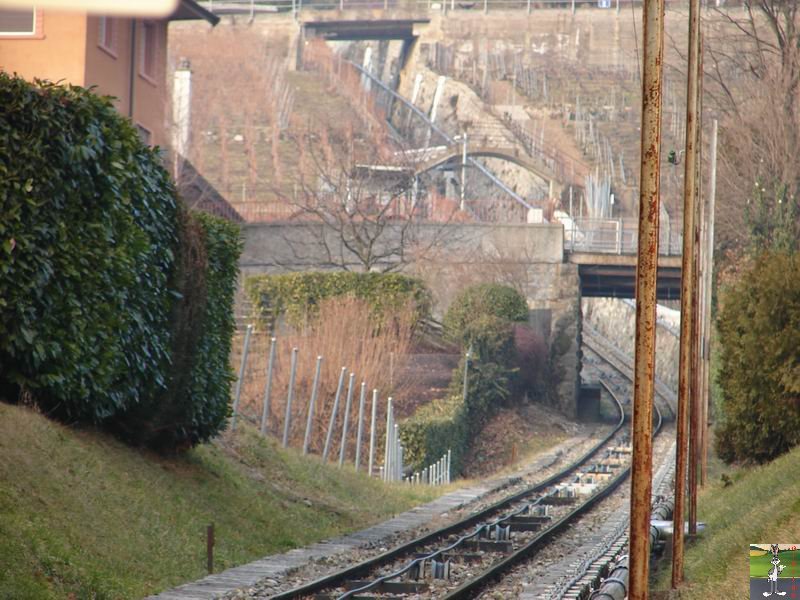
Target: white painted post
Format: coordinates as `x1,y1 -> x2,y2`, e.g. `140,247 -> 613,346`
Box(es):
447,449 -> 452,483
339,373 -> 356,467
383,398 -> 393,481
462,349 -> 471,402
259,337 -> 277,436
230,324 -> 253,432
282,347 -> 299,447
323,367 -> 347,461
355,382 -> 367,471
393,424 -> 400,480
460,132 -> 468,211
302,355 -> 323,455
368,389 -> 378,476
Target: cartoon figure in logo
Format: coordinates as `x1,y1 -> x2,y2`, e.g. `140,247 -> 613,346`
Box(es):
764,544 -> 786,597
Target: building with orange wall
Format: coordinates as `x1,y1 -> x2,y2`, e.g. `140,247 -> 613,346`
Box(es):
0,1 -> 218,148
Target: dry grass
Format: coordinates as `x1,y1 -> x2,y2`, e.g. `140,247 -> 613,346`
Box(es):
0,402 -> 439,599
231,297 -> 417,466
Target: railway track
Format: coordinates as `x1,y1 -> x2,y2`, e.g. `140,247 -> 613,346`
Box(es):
263,373 -> 663,599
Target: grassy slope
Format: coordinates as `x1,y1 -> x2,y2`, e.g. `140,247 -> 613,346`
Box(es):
652,438 -> 800,598
0,403 -> 437,600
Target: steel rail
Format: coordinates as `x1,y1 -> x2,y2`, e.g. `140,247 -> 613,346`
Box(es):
269,388 -> 627,600
439,380 -> 663,600
337,383 -> 627,599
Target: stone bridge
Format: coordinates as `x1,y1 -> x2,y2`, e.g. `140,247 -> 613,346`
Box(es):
240,221 -> 681,417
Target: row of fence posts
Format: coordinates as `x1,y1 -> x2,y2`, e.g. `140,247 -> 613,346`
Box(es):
404,450 -> 451,486
229,325 -> 454,485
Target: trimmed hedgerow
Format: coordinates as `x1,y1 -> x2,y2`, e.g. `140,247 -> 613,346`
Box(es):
0,74 -> 179,421
114,211 -> 242,449
245,271 -> 431,330
0,74 -> 241,450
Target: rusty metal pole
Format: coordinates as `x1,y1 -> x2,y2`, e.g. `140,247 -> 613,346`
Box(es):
629,0 -> 666,594
670,0 -> 700,584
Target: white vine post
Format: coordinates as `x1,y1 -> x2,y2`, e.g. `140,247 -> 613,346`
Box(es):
339,372 -> 356,467
323,367 -> 347,461
355,381 -> 367,471
282,347 -> 299,448
230,324 -> 253,432
302,355 -> 323,455
383,397 -> 393,482
368,389 -> 378,476
259,336 -> 277,436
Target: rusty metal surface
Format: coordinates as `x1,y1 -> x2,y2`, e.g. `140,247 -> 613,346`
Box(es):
671,0 -> 701,586
628,0 -> 666,595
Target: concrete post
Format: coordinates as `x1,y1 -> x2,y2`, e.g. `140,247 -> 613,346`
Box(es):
368,389 -> 378,477
383,398 -> 393,481
339,373 -> 356,467
231,324 -> 253,432
302,356 -> 323,455
260,337 -> 277,436
282,347 -> 299,448
323,367 -> 347,461
355,382 -> 367,471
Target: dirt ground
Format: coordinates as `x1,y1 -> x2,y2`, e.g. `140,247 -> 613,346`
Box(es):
462,402 -> 588,478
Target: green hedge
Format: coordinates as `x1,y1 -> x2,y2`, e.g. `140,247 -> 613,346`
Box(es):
715,251 -> 800,464
0,74 -> 178,421
245,271 -> 431,329
114,212 -> 242,449
443,283 -> 528,345
401,285 -> 522,473
0,75 -> 241,449
401,394 -> 469,474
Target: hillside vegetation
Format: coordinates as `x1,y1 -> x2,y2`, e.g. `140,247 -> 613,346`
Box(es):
0,402 -> 437,600
653,439 -> 800,598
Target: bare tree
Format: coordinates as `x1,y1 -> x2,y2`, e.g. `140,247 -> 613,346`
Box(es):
273,127 -> 466,273
698,5 -> 800,253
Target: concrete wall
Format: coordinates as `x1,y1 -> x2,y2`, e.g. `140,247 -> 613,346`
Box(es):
583,297 -> 679,393
240,221 -> 582,415
240,221 -> 565,276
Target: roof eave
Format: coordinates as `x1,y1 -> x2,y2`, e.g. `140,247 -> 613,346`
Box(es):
170,0 -> 220,26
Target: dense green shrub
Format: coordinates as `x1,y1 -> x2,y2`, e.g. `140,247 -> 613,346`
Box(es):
0,75 -> 178,421
401,395 -> 469,475
245,271 -> 431,329
114,212 -> 242,449
443,283 -> 528,345
715,251 -> 800,463
0,75 -> 241,449
402,284 -> 524,472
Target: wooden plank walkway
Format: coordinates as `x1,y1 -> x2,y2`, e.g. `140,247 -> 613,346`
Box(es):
147,437 -> 581,600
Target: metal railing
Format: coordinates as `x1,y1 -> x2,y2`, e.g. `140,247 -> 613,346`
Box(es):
345,60 -> 534,212
201,0 -> 661,16
563,216 -> 683,256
